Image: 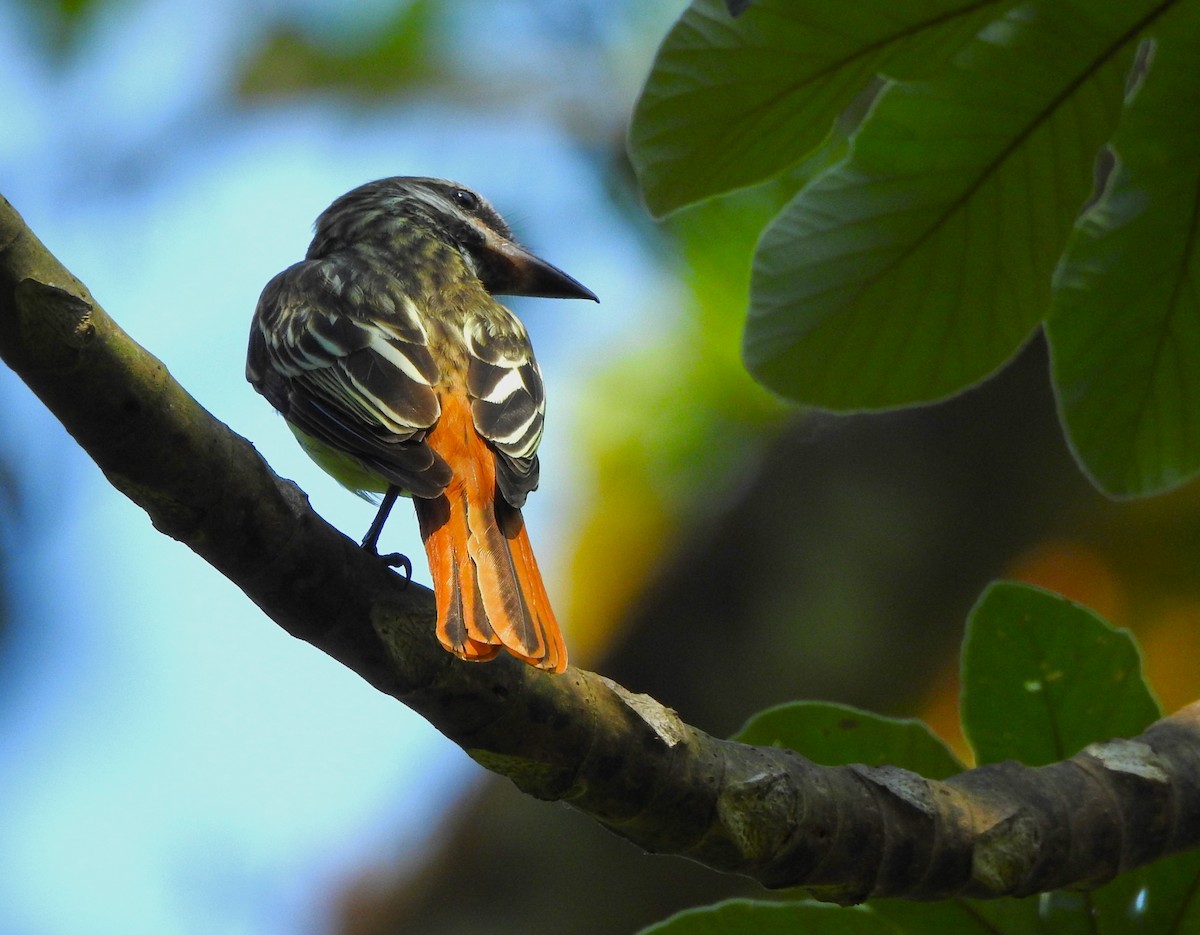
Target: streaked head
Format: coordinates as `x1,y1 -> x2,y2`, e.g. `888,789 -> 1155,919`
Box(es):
308,177 -> 597,302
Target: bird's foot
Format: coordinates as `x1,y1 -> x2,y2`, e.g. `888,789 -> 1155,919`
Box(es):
379,551 -> 412,584
361,542 -> 412,584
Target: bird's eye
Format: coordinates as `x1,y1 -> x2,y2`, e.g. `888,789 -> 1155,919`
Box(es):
451,188 -> 480,212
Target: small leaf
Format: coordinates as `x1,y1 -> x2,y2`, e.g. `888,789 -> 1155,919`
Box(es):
872,896 -> 1044,934
734,701 -> 963,780
638,899 -> 895,935
873,794 -> 1200,930
1089,849 -> 1200,935
1047,5 -> 1200,498
744,1 -> 1144,409
961,581 -> 1160,767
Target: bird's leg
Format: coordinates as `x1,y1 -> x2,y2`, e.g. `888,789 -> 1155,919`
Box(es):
361,486 -> 412,581
361,486 -> 399,552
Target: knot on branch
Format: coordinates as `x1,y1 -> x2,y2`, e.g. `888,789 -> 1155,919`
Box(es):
14,279 -> 94,368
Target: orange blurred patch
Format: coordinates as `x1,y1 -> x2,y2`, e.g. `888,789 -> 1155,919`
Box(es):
1004,538 -> 1126,624
1138,599 -> 1200,714
917,659 -> 971,765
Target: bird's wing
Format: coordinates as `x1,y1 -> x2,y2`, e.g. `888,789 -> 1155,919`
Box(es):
463,309 -> 544,508
247,257 -> 452,497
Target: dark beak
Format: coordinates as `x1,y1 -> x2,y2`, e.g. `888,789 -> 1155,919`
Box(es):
480,234 -> 598,302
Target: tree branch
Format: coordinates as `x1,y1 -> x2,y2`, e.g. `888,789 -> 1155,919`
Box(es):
3,193 -> 1198,902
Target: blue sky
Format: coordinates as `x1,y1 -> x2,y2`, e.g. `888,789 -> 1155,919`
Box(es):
0,1 -> 680,931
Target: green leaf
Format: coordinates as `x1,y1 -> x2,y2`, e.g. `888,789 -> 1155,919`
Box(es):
872,895 -> 1044,934
734,701 -> 963,780
744,1 -> 1149,409
638,899 -> 895,935
1089,849 -> 1200,935
629,0 -> 1001,217
961,581 -> 1160,767
1047,6 -> 1200,498
874,837 -> 1200,932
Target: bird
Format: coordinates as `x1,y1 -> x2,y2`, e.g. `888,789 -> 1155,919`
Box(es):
246,177 -> 596,673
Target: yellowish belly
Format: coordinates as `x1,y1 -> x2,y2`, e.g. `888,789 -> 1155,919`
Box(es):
289,425 -> 396,502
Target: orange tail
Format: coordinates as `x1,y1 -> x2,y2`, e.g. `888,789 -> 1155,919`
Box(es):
415,395 -> 567,673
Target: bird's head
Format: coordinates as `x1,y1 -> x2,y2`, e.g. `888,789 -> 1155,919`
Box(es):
308,177 -> 598,302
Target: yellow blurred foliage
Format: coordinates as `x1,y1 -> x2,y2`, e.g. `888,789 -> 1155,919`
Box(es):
562,188 -> 793,660
566,476 -> 674,664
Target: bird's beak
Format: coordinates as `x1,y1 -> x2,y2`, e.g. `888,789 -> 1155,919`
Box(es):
480,231 -> 599,302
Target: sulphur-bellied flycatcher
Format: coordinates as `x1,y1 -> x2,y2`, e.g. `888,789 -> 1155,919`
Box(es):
247,177 -> 595,672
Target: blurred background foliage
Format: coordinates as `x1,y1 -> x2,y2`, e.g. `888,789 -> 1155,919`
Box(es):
2,1 -> 1199,934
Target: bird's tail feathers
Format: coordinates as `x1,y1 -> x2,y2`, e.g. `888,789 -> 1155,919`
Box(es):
416,482 -> 566,673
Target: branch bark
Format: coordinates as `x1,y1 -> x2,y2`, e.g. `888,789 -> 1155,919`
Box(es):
3,193 -> 1198,903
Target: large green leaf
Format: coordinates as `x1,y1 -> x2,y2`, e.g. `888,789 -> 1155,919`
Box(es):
745,1 -> 1152,409
961,581 -> 1160,767
1047,5 -> 1200,498
629,0 -> 1003,217
734,701 -> 964,779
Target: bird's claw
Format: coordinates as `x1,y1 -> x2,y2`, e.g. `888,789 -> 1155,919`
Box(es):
379,551 -> 412,585
359,537 -> 412,586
